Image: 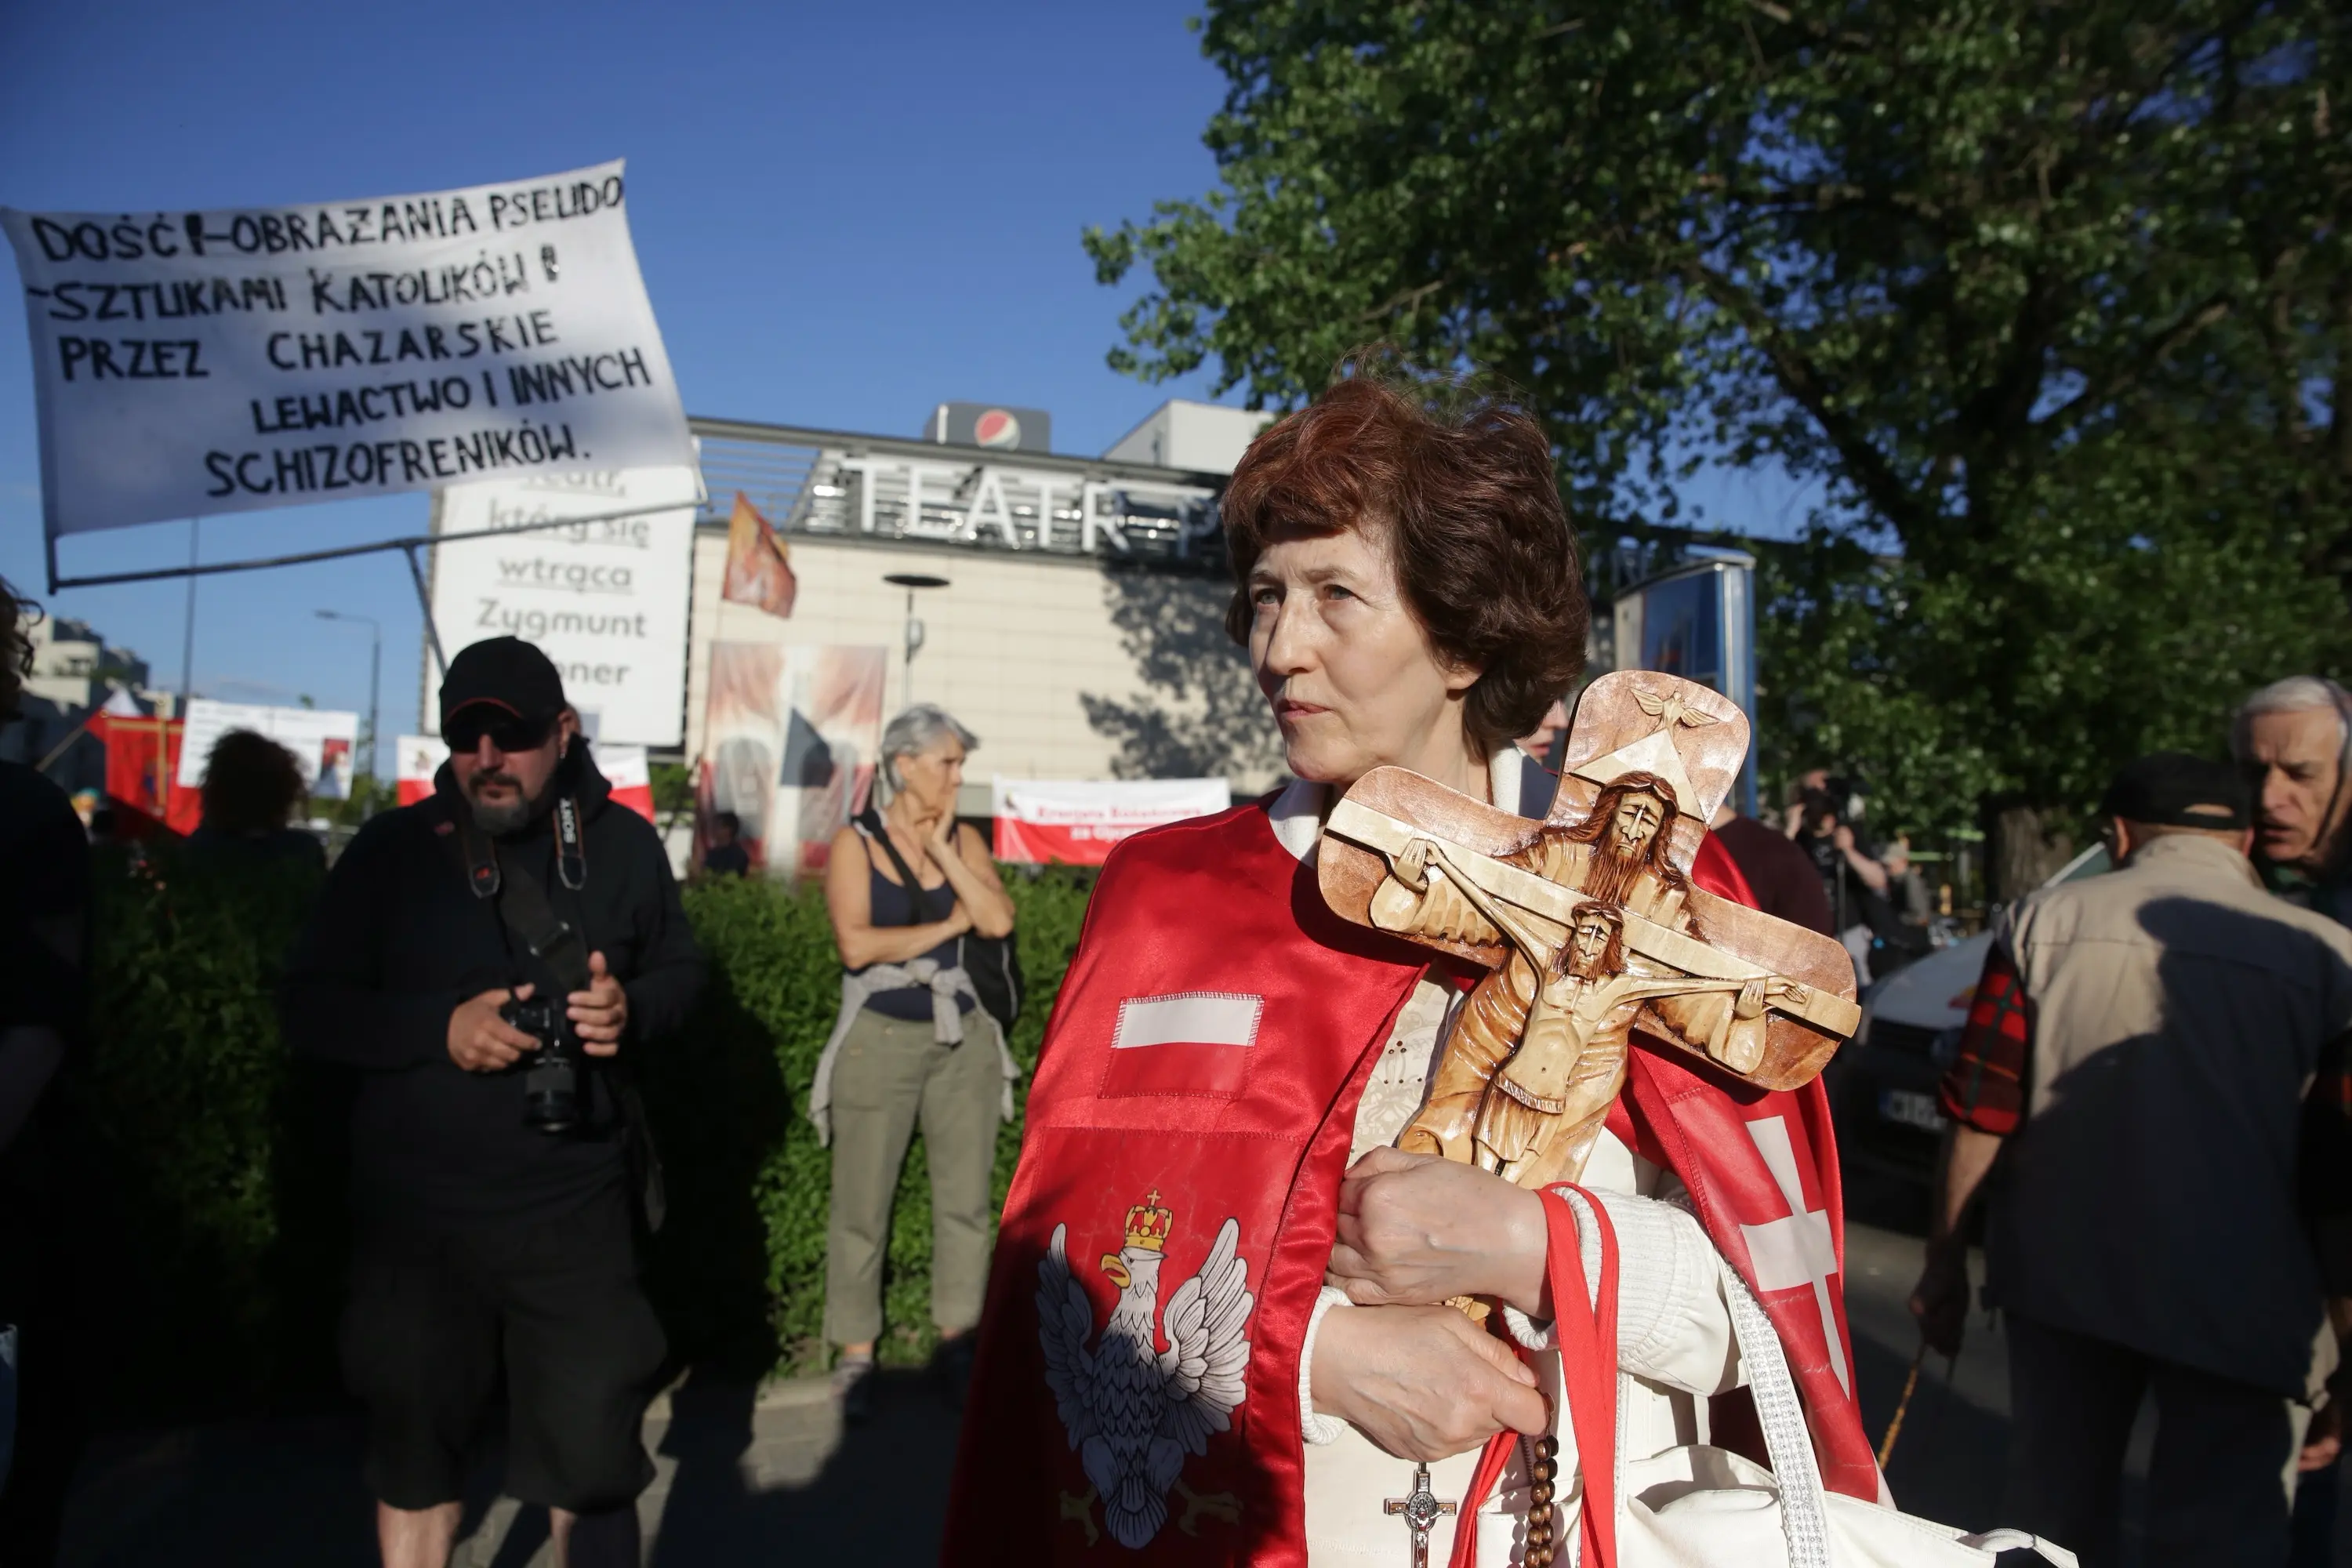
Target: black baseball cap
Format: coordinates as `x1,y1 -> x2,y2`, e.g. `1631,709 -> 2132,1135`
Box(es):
439,637 -> 568,745
2098,752 -> 2251,831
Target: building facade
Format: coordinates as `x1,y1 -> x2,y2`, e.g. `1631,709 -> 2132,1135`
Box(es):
683,403 -> 1283,816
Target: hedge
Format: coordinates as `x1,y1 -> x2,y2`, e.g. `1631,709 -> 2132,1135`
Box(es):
641,869 -> 1093,1375
58,842 -> 1091,1421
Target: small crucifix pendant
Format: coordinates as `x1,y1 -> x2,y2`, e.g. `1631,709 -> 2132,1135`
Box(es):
1384,1461 -> 1457,1567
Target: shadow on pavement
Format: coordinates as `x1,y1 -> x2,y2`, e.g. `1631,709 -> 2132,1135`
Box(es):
647,1364 -> 960,1568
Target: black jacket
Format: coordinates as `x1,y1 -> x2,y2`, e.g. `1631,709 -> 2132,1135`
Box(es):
282,742 -> 704,1228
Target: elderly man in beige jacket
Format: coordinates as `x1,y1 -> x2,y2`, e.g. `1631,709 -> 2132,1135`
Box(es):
1910,753 -> 2352,1568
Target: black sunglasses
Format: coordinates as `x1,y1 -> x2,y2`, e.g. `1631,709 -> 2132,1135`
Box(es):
445,710 -> 553,754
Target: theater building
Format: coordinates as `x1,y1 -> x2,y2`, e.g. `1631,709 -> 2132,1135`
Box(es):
682,400 -> 1277,837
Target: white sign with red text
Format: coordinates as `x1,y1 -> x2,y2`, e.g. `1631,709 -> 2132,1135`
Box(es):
990,775 -> 1231,866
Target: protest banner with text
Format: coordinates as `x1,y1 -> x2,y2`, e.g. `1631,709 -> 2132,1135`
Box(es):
3,160 -> 693,539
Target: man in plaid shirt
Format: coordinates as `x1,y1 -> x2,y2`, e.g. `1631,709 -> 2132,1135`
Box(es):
1908,753 -> 2352,1568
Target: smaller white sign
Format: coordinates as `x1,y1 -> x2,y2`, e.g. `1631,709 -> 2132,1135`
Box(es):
990,775 -> 1232,865
178,699 -> 361,797
430,463 -> 699,746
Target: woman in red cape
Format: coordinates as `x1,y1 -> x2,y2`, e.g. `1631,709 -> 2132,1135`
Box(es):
942,365 -> 1881,1565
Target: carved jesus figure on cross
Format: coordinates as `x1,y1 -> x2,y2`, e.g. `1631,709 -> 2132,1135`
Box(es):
1394,840 -> 1816,1187
1318,671 -> 1862,1195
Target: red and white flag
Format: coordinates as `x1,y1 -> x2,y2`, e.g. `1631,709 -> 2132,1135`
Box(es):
596,742 -> 656,823
395,734 -> 442,806
1102,990 -> 1264,1096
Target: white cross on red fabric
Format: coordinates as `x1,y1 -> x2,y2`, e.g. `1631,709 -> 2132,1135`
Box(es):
1736,1114 -> 1849,1394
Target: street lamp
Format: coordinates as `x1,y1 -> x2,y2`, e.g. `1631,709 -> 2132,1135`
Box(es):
315,609 -> 382,782
882,573 -> 949,710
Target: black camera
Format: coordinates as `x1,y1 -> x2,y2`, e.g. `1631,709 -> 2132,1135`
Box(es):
502,994 -> 581,1134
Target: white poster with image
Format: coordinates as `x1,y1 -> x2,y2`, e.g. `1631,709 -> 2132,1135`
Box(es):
3,160 -> 694,539
176,699 -> 361,796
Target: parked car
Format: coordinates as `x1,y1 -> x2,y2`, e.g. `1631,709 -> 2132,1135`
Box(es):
1828,842 -> 2111,1185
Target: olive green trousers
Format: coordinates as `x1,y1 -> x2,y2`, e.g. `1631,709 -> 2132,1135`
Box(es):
822,1006 -> 1001,1346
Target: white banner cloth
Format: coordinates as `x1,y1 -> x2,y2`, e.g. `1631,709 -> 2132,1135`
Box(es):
4,160 -> 693,538
989,775 -> 1231,866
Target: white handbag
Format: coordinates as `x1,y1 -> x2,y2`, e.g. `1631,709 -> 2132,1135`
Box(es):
1613,1258 -> 2078,1566
1455,1187 -> 2081,1568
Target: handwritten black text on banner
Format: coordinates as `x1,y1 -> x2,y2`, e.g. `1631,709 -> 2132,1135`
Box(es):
2,161 -> 693,538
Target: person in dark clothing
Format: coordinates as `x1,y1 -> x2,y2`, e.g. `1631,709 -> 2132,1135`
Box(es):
0,575 -> 93,1565
282,637 -> 704,1568
1707,801 -> 1835,936
2234,679 -> 2352,1563
699,811 -> 750,878
189,727 -> 326,869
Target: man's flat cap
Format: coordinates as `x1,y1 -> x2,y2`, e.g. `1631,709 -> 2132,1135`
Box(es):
2099,751 -> 2251,831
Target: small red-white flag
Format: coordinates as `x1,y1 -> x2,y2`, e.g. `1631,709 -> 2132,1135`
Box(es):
1102,992 -> 1263,1096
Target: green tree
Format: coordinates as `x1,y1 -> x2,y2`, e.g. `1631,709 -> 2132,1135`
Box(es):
1090,0 -> 2352,888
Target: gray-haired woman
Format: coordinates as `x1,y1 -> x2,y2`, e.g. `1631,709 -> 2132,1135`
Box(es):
816,703 -> 1017,1416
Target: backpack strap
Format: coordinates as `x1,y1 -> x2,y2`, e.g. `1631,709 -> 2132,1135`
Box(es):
859,808 -> 951,925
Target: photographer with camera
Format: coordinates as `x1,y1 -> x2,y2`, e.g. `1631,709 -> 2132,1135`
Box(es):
1783,766 -> 1892,981
283,637 -> 703,1568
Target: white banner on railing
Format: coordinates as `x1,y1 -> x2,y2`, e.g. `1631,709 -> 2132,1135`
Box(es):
990,775 -> 1232,866
3,160 -> 693,538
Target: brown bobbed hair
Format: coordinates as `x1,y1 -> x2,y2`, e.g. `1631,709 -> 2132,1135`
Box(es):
199,728 -> 307,837
1221,359 -> 1589,751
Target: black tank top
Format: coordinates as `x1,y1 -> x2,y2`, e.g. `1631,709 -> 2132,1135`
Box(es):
855,839 -> 972,1022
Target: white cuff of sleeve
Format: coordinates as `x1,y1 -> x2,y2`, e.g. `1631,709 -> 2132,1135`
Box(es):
1300,1285 -> 1352,1446
1501,1301 -> 1556,1352
1504,1188 -> 1726,1383
1501,1185 -> 1603,1352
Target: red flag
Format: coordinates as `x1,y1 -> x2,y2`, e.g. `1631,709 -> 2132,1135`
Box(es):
89,712 -> 200,837
721,492 -> 797,618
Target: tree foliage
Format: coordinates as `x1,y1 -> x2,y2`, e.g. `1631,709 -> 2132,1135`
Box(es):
1090,0 -> 2352,866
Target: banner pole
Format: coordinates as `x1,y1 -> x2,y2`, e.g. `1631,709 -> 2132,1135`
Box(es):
405,545 -> 448,678
47,499 -> 696,591
178,517 -> 200,713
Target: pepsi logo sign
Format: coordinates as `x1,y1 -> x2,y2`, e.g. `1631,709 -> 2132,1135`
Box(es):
974,408 -> 1021,448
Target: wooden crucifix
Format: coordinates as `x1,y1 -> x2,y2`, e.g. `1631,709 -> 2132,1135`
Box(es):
1319,672 -> 1862,1192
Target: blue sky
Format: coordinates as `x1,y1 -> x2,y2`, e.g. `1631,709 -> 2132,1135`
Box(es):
0,1 -> 1812,768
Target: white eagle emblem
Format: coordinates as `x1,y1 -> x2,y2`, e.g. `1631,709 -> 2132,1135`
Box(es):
1036,1191 -> 1254,1549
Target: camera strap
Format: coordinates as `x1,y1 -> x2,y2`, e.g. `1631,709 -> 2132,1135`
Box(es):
494,854 -> 595,996
554,793 -> 587,891
447,793 -> 593,993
